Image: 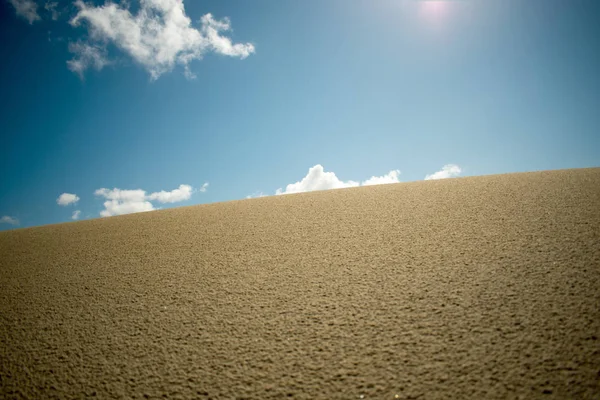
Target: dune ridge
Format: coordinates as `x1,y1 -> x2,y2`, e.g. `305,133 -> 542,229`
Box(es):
1,168 -> 600,399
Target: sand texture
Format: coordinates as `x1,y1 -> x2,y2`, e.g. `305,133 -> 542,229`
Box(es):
1,168 -> 600,399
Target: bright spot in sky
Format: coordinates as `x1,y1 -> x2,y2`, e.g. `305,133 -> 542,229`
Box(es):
418,0 -> 452,24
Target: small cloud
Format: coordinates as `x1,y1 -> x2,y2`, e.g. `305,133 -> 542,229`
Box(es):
72,210 -> 81,220
47,30 -> 65,44
68,0 -> 255,79
276,165 -> 359,195
57,192 -> 80,206
199,182 -> 209,193
44,1 -> 59,20
95,183 -> 197,217
95,188 -> 154,217
1,216 -> 19,226
425,164 -> 462,180
361,170 -> 401,186
67,41 -> 110,79
275,165 -> 401,195
147,184 -> 193,204
246,191 -> 267,199
8,0 -> 41,24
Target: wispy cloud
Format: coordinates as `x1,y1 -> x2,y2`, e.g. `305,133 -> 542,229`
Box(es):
67,41 -> 110,79
8,0 -> 41,24
44,1 -> 60,20
57,192 -> 80,206
69,0 -> 255,79
1,216 -> 20,226
72,210 -> 81,220
94,183 -> 200,217
199,182 -> 209,193
275,165 -> 401,195
425,164 -> 462,180
246,191 -> 267,199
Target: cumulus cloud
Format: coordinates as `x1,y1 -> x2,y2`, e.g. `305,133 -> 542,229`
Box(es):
67,41 -> 111,79
425,164 -> 462,180
95,183 -> 199,217
275,165 -> 401,195
98,199 -> 154,217
1,216 -> 19,226
94,188 -> 154,217
147,184 -> 193,203
72,210 -> 81,220
276,165 -> 359,195
8,0 -> 40,24
57,192 -> 80,206
69,0 -> 255,79
362,169 -> 401,186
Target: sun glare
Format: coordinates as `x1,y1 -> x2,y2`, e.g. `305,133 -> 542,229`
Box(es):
418,0 -> 451,23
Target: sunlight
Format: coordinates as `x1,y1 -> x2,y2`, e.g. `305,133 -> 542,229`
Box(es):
418,0 -> 452,24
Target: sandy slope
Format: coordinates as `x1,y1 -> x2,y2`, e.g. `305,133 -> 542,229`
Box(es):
1,168 -> 599,399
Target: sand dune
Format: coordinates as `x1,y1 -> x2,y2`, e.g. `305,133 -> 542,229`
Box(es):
1,168 -> 599,399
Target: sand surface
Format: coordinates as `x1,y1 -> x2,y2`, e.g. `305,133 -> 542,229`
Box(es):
1,168 -> 599,399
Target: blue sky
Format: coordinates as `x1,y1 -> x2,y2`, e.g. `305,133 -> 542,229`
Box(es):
1,0 -> 599,230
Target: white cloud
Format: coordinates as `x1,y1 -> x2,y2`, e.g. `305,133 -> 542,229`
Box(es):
275,165 -> 360,195
94,183 -> 200,217
199,182 -> 209,193
94,188 -> 147,202
69,0 -> 255,79
44,1 -> 59,20
57,192 -> 80,206
1,216 -> 19,226
246,191 -> 266,199
275,165 -> 402,196
147,184 -> 193,203
97,198 -> 155,217
200,14 -> 255,60
424,164 -> 462,180
361,169 -> 401,186
94,188 -> 153,217
9,0 -> 41,24
72,210 -> 81,220
67,41 -> 110,79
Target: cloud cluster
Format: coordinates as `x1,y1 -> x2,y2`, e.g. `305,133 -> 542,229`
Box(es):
424,164 -> 462,180
69,0 -> 255,79
275,165 -> 401,195
57,192 -> 80,206
8,0 -> 40,24
253,163 -> 461,198
1,216 -> 20,226
94,183 -> 202,217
